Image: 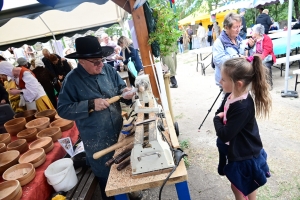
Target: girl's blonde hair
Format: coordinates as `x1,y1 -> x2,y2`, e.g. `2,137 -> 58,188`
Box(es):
222,56 -> 272,118
117,36 -> 132,53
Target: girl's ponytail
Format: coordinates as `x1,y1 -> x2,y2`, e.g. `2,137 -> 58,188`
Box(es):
251,56 -> 272,118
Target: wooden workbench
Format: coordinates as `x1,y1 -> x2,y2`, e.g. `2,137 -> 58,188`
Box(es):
105,111 -> 190,199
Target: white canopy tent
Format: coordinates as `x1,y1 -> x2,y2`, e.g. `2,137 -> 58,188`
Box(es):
0,1 -> 127,50
211,0 -> 253,14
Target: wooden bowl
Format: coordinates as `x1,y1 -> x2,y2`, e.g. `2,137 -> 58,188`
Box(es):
0,180 -> 22,200
11,185 -> 22,200
0,133 -> 11,146
35,109 -> 57,122
37,127 -> 62,142
14,110 -> 37,122
0,143 -> 6,153
29,137 -> 53,153
32,153 -> 46,168
7,139 -> 28,154
50,119 -> 74,132
54,114 -> 61,120
0,150 -> 20,174
4,118 -> 26,136
3,163 -> 36,186
44,142 -> 54,153
19,148 -> 45,164
16,128 -> 38,142
25,117 -> 50,132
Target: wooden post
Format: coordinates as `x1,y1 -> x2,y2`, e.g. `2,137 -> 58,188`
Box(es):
128,0 -> 160,101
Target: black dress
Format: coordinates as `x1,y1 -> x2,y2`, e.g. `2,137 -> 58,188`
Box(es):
32,67 -> 57,109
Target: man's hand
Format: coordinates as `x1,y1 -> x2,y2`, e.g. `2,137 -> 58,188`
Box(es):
247,38 -> 255,48
94,98 -> 110,111
217,112 -> 224,119
122,87 -> 135,100
9,89 -> 21,95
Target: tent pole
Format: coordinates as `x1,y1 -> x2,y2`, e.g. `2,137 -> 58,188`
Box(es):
38,16 -> 60,56
281,0 -> 298,97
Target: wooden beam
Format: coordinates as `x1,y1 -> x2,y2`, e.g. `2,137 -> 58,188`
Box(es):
128,0 -> 160,102
111,0 -> 131,13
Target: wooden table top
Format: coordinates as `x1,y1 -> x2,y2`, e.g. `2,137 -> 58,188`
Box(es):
105,111 -> 187,197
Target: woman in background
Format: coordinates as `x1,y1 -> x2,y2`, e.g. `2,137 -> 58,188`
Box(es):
117,36 -> 143,85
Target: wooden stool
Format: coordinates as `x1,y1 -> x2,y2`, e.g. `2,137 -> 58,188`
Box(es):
293,69 -> 300,91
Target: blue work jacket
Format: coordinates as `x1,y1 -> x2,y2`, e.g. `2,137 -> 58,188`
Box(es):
57,63 -> 126,178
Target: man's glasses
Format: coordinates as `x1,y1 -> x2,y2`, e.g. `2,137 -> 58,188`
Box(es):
85,58 -> 106,66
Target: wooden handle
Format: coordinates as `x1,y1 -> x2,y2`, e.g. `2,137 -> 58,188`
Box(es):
107,96 -> 121,104
117,158 -> 130,171
115,150 -> 131,164
93,136 -> 135,159
89,96 -> 121,113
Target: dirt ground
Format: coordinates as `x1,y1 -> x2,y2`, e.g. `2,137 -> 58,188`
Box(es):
93,50 -> 300,200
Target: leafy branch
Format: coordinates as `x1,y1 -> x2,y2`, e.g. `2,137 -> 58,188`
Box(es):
148,4 -> 181,57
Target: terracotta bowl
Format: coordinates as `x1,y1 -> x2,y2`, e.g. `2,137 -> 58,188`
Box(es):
35,109 -> 57,122
0,133 -> 11,146
16,128 -> 38,142
4,118 -> 26,136
14,110 -> 37,123
0,143 -> 6,153
0,180 -> 22,200
37,127 -> 62,142
0,150 -> 20,174
19,148 -> 45,164
29,137 -> 53,153
3,163 -> 36,186
7,139 -> 28,154
50,119 -> 74,132
25,117 -> 50,132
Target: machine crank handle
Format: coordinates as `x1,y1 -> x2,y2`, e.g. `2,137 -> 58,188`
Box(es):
137,152 -> 161,161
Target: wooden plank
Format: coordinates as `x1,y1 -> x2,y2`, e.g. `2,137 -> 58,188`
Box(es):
164,110 -> 179,148
111,0 -> 131,13
78,172 -> 98,200
128,0 -> 160,102
72,168 -> 93,199
105,111 -> 187,197
65,167 -> 88,199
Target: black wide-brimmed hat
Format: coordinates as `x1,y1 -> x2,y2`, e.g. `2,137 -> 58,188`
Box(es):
65,36 -> 114,59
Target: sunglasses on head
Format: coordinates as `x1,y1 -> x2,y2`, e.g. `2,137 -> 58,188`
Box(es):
85,58 -> 106,66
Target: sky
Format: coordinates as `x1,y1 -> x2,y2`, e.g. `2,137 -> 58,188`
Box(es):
2,0 -> 38,10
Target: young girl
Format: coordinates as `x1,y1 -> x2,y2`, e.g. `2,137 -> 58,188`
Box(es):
214,56 -> 271,199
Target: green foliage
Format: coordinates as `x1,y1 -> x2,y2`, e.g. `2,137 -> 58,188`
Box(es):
179,139 -> 190,149
105,24 -> 123,37
148,4 -> 182,57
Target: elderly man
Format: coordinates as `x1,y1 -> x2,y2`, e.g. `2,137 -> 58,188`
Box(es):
57,36 -> 135,200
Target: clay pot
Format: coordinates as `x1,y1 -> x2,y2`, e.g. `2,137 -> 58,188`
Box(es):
4,118 -> 26,136
0,133 -> 11,146
19,148 -> 46,168
14,110 -> 37,123
50,119 -> 74,132
0,150 -> 20,174
2,163 -> 36,186
0,143 -> 6,153
16,128 -> 38,142
35,109 -> 57,122
29,137 -> 53,154
7,139 -> 28,154
37,127 -> 62,142
0,180 -> 22,200
25,117 -> 50,132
